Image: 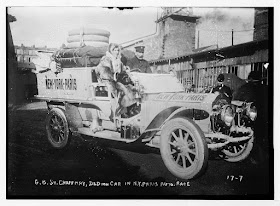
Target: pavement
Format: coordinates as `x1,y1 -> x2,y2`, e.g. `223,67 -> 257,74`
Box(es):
7,101 -> 273,198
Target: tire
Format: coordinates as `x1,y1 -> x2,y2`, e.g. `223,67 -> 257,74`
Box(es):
222,136 -> 254,162
68,28 -> 110,37
45,108 -> 70,149
67,35 -> 109,43
66,41 -> 109,49
160,117 -> 209,180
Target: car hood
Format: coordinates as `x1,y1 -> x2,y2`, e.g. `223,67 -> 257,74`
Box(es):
130,72 -> 185,94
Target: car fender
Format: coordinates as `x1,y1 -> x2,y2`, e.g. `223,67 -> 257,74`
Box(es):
47,101 -> 102,131
140,106 -> 209,141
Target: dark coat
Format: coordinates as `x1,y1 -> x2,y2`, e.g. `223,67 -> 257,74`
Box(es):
212,84 -> 233,101
233,81 -> 268,121
233,82 -> 268,145
96,54 -> 137,109
126,56 -> 152,73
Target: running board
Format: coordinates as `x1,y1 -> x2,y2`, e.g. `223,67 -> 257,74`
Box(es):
77,127 -> 136,143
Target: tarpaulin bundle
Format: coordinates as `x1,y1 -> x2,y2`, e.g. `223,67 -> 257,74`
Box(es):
66,42 -> 109,48
57,56 -> 102,68
53,46 -> 108,59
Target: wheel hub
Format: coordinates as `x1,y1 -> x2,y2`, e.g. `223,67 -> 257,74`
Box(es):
53,125 -> 59,131
180,146 -> 191,156
169,129 -> 197,165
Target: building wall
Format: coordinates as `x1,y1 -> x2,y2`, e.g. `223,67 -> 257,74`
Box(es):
253,8 -> 268,41
14,45 -> 56,99
15,45 -> 38,67
123,15 -> 197,61
8,19 -> 19,104
7,16 -> 26,104
143,35 -> 162,61
161,18 -> 195,58
152,46 -> 269,91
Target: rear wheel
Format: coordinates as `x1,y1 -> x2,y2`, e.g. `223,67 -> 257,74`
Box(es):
160,117 -> 208,180
46,108 -> 70,149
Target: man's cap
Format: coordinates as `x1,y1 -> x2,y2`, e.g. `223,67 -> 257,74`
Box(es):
135,45 -> 145,53
217,74 -> 225,82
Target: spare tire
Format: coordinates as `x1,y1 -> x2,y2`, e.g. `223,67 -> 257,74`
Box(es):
68,28 -> 110,37
67,35 -> 109,43
66,41 -> 109,49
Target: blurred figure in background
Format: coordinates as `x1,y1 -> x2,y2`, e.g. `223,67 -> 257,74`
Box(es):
212,74 -> 232,101
233,70 -> 269,165
185,80 -> 195,93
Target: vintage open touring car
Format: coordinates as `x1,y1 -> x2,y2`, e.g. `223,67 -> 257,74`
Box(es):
35,64 -> 257,180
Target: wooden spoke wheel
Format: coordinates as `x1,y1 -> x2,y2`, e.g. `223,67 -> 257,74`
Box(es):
222,136 -> 254,162
160,117 -> 208,180
46,108 -> 70,149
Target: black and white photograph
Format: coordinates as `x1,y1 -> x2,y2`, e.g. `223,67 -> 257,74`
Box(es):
5,1 -> 277,200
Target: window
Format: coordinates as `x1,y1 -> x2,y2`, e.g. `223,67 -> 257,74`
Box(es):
92,70 -> 98,82
253,62 -> 268,85
17,49 -> 23,55
228,65 -> 238,75
24,56 -> 29,62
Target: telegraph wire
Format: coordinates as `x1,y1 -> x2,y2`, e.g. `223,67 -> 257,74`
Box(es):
197,28 -> 255,32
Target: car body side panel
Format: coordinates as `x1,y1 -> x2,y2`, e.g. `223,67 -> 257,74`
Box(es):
65,103 -> 83,129
141,93 -> 219,133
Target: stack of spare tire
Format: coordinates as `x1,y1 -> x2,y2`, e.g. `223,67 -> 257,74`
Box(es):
67,28 -> 110,48
53,28 -> 110,68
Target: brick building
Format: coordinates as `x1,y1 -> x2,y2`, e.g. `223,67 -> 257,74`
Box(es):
14,44 -> 56,99
122,7 -> 270,91
253,8 -> 269,41
122,8 -> 199,61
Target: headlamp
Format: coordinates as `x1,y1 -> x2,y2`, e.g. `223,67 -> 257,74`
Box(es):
221,105 -> 235,126
246,103 -> 257,121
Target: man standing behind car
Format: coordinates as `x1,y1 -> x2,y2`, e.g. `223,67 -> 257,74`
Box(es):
126,45 -> 152,73
233,70 -> 268,165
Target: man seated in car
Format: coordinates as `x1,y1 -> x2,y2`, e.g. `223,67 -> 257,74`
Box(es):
126,45 -> 152,73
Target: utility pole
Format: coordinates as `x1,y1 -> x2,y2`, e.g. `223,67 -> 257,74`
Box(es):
197,30 -> 200,49
216,29 -> 218,48
231,29 -> 234,46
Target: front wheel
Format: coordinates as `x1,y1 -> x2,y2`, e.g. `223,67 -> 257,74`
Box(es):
160,117 -> 209,180
222,136 -> 254,162
46,108 -> 70,149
